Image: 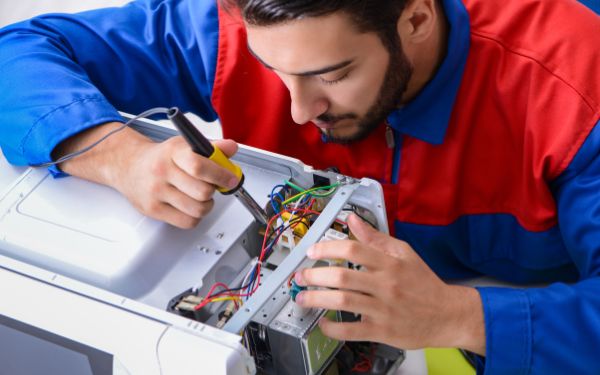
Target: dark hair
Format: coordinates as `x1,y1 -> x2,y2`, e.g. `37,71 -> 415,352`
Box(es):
222,0 -> 410,51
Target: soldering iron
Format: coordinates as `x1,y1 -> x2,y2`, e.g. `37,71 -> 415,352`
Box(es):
167,107 -> 269,226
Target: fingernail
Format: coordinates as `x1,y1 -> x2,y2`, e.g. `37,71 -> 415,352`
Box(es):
228,177 -> 239,189
295,271 -> 305,286
306,246 -> 316,258
295,292 -> 304,304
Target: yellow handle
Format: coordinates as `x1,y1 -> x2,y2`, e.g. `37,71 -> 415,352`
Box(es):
208,146 -> 243,193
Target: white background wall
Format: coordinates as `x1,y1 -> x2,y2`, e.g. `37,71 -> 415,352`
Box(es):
0,0 -> 222,138
0,0 -> 130,27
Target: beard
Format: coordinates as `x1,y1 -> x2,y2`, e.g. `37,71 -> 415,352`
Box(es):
318,44 -> 413,145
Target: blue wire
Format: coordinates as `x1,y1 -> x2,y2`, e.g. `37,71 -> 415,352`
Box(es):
270,185 -> 286,213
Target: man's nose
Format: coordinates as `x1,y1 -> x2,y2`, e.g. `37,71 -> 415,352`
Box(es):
289,79 -> 328,125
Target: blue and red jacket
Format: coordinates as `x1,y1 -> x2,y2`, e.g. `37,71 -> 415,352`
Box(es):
1,0 -> 599,373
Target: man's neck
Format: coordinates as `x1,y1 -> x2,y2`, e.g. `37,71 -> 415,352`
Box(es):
401,0 -> 450,104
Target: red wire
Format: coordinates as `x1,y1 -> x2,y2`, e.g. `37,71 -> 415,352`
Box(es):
247,208 -> 321,297
351,344 -> 376,372
352,353 -> 372,372
197,207 -> 323,307
194,282 -> 235,311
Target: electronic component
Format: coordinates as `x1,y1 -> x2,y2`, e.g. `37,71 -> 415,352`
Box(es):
322,228 -> 349,242
281,211 -> 310,237
167,288 -> 212,322
267,304 -> 341,375
289,279 -> 307,302
217,301 -> 238,329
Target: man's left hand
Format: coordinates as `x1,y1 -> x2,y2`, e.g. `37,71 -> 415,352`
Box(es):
294,214 -> 486,355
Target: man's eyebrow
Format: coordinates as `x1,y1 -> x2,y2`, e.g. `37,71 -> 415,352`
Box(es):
247,44 -> 354,76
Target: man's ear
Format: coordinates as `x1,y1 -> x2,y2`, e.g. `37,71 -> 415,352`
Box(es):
397,0 -> 438,46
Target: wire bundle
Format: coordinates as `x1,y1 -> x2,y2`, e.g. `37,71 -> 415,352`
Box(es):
192,180 -> 340,313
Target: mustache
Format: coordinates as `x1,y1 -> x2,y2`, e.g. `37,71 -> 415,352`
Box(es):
317,112 -> 358,123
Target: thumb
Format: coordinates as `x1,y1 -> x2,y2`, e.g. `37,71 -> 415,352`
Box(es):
347,213 -> 381,244
212,139 -> 238,158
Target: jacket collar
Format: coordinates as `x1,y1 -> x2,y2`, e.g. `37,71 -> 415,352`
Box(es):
386,0 -> 470,145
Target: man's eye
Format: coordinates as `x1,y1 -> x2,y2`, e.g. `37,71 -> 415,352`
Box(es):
319,72 -> 349,85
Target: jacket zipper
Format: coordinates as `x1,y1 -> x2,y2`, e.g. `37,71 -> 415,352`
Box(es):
385,123 -> 395,149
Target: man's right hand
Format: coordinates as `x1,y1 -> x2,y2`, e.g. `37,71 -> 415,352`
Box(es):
54,122 -> 240,229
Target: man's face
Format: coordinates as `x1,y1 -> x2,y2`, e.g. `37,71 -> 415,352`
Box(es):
247,12 -> 413,144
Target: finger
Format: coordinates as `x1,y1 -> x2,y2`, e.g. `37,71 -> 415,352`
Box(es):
295,267 -> 376,294
147,202 -> 200,229
307,240 -> 386,270
348,214 -> 407,259
163,185 -> 215,219
168,165 -> 216,202
318,319 -> 376,343
295,290 -> 378,316
172,149 -> 239,190
347,213 -> 386,245
212,139 -> 238,158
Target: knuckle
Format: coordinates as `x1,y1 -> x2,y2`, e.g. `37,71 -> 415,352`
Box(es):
144,200 -> 162,216
188,158 -> 205,179
336,292 -> 351,307
178,215 -> 200,229
300,268 -> 314,284
149,159 -> 167,178
332,269 -> 348,286
309,243 -> 323,257
386,282 -> 403,298
379,303 -> 394,317
300,291 -> 314,305
196,200 -> 215,217
217,169 -> 234,187
148,181 -> 162,196
339,325 -> 355,338
188,204 -> 204,219
196,184 -> 216,201
344,242 -> 361,259
167,136 -> 188,153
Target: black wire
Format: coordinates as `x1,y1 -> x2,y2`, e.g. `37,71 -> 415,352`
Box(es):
211,211 -> 320,298
263,212 -> 317,259
459,349 -> 477,368
343,206 -> 377,229
31,107 -> 170,168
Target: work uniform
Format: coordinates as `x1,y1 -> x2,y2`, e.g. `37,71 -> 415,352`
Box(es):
1,0 -> 599,373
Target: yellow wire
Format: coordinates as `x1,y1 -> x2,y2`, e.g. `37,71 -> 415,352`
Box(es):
207,296 -> 242,304
282,185 -> 337,205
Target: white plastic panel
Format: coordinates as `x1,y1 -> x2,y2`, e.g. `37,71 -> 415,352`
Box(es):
0,262 -> 252,375
0,155 -> 288,307
0,149 -> 26,197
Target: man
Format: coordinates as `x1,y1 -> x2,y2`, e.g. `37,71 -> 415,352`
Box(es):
1,0 -> 599,373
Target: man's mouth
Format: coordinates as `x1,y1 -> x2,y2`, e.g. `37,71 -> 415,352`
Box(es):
312,120 -> 338,130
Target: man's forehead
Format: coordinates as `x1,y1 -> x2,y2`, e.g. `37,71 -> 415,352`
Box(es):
245,13 -> 378,75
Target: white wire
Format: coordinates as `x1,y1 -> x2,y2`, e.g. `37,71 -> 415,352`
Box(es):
241,258 -> 259,301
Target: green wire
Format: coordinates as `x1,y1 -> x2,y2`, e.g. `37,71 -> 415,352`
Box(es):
284,180 -> 306,193
282,180 -> 340,205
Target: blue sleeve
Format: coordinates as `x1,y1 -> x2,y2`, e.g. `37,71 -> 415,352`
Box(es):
0,0 -> 219,176
475,118 -> 600,374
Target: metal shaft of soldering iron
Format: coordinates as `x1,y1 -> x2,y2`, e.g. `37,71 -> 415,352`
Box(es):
167,107 -> 269,226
